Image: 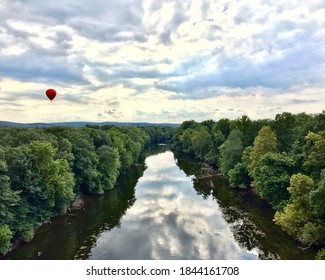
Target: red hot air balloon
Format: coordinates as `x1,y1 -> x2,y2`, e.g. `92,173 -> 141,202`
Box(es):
46,89 -> 56,101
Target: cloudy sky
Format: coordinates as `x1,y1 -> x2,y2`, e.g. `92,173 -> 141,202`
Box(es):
0,0 -> 324,123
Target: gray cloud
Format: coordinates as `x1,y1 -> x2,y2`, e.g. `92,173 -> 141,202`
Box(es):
0,54 -> 88,84
59,92 -> 91,104
105,98 -> 120,107
155,37 -> 325,99
155,1 -> 189,45
0,0 -> 146,87
66,0 -> 145,43
234,5 -> 254,25
0,18 -> 87,85
0,91 -> 44,102
102,107 -> 123,119
289,99 -> 319,104
105,109 -> 116,115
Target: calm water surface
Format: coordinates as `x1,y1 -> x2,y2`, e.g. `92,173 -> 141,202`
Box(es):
3,146 -> 317,259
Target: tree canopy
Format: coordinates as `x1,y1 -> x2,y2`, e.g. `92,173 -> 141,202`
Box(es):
0,125 -> 173,254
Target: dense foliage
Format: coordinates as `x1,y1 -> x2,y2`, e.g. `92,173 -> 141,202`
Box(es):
0,125 -> 173,254
171,111 -> 325,258
1,111 -> 324,258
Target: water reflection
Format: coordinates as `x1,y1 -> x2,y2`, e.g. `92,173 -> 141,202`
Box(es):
89,151 -> 258,259
175,151 -> 317,260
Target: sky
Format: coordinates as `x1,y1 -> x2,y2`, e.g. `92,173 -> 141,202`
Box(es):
0,0 -> 324,124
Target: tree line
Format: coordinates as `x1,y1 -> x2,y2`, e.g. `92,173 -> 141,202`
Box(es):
171,112 -> 325,259
0,125 -> 173,254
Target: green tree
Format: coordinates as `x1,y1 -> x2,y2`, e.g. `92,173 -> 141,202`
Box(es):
0,224 -> 12,254
119,127 -> 149,163
97,145 -> 121,191
272,112 -> 296,152
55,138 -> 75,167
5,141 -> 76,232
180,120 -> 197,130
108,128 -> 133,172
142,126 -> 174,144
62,129 -> 100,193
191,125 -> 213,161
0,148 -> 20,226
274,174 -> 314,235
249,126 -> 277,177
215,118 -> 231,138
254,152 -> 295,210
25,141 -> 75,214
85,127 -> 112,149
219,130 -> 244,175
242,146 -> 253,168
304,130 -> 325,179
179,128 -> 195,154
316,248 -> 325,260
211,125 -> 226,147
293,112 -> 316,144
228,162 -> 250,189
314,111 -> 325,132
42,159 -> 75,214
273,173 -> 325,252
309,169 -> 325,218
210,125 -> 226,166
200,119 -> 215,132
231,115 -> 256,147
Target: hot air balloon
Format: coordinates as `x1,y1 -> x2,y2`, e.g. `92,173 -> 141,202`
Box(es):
46,89 -> 56,101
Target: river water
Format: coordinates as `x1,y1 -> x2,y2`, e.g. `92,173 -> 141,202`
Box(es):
2,145 -> 317,259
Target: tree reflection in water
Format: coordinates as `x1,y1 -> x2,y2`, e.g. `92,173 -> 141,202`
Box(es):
175,150 -> 317,260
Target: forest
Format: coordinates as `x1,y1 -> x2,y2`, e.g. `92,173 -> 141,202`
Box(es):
171,111 -> 325,259
0,111 -> 324,259
0,125 -> 172,254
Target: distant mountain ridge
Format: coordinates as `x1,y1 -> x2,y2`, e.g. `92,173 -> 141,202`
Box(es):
0,120 -> 179,128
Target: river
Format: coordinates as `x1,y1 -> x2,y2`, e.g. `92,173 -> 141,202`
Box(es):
2,145 -> 317,259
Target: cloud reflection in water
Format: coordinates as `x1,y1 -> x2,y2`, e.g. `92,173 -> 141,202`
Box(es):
89,151 -> 258,259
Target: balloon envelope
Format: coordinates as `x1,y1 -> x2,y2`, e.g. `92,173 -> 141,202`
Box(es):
46,89 -> 56,101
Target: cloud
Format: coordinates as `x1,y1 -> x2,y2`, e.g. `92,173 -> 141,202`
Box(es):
289,98 -> 319,104
0,54 -> 87,85
59,92 -> 91,104
0,0 -> 324,123
0,20 -> 88,85
157,2 -> 189,45
234,5 -> 254,25
156,48 -> 325,99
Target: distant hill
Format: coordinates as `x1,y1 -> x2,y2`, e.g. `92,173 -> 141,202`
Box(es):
0,120 -> 179,128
